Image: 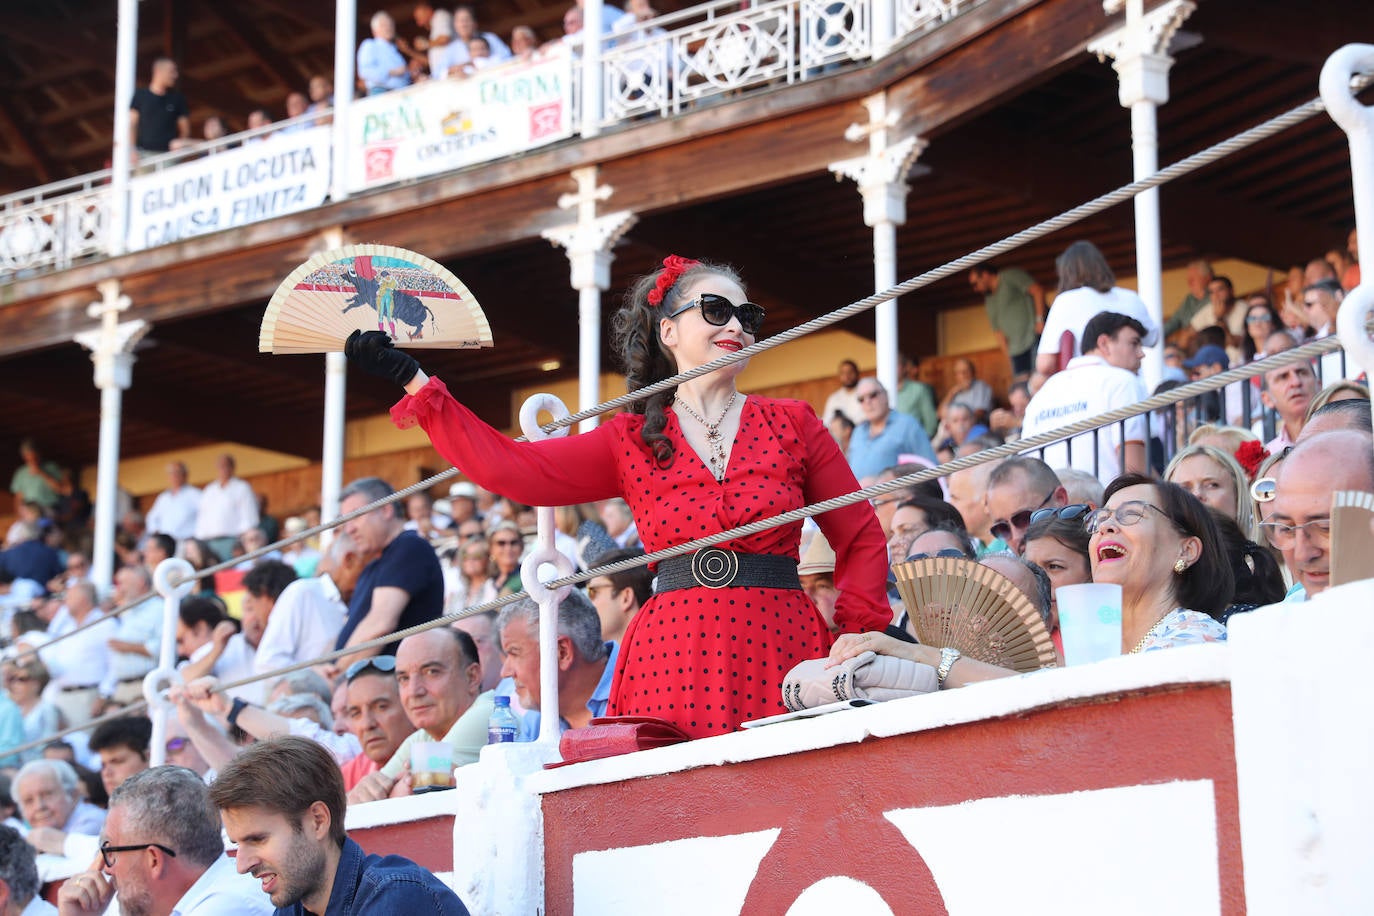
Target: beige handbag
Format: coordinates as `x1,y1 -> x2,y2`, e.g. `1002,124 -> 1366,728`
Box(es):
781,650 -> 938,712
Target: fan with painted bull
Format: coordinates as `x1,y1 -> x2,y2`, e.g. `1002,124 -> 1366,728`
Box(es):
259,244 -> 493,354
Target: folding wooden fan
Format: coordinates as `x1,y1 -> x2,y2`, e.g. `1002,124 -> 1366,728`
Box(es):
892,555 -> 1059,672
1331,489 -> 1374,588
259,244 -> 494,354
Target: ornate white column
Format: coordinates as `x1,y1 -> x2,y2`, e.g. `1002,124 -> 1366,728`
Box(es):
320,227 -> 348,540
75,280 -> 150,595
542,167 -> 638,431
830,92 -> 926,399
1089,0 -> 1195,393
108,0 -> 139,257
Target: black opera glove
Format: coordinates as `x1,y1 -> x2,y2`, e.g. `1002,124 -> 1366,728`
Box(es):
345,330 -> 421,387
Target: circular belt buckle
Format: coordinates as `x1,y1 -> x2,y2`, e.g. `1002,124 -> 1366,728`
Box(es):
691,548 -> 739,589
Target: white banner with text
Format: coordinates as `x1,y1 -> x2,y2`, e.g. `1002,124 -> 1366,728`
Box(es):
126,127 -> 333,251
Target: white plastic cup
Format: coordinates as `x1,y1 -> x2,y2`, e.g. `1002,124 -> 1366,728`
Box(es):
410,740 -> 453,790
1056,583 -> 1123,666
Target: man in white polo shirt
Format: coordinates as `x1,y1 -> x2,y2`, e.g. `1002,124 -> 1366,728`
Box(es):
1022,312 -> 1149,487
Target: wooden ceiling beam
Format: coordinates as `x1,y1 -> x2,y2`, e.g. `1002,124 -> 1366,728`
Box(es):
199,1 -> 307,91
1,15 -> 114,79
0,94 -> 54,185
923,121 -> 1336,269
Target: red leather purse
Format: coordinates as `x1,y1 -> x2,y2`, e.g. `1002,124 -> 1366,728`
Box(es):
547,716 -> 692,767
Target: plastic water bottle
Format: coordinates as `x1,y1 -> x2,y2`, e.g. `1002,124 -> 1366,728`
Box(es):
487,695 -> 519,744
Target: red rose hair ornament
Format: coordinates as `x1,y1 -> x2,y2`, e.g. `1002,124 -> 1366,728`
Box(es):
646,255 -> 700,306
1234,440 -> 1269,481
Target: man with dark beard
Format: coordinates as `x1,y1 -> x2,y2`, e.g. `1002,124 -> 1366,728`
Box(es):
210,737 -> 469,915
55,767 -> 269,916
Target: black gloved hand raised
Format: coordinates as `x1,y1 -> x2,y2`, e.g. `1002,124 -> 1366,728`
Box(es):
344,330 -> 421,387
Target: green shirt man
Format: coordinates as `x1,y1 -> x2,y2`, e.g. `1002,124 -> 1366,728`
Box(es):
970,265 -> 1045,376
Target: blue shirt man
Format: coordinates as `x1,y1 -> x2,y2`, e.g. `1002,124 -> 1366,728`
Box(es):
212,736 -> 471,916
272,837 -> 468,916
847,379 -> 935,478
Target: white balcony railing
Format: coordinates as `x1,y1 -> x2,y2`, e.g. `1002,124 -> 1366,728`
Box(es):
0,0 -> 984,282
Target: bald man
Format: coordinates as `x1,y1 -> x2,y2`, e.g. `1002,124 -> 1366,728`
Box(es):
1267,430 -> 1374,599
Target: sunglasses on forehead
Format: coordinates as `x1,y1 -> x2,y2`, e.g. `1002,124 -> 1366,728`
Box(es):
345,654 -> 397,682
665,293 -> 766,335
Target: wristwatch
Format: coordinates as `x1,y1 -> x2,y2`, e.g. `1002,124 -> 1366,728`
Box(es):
227,697 -> 251,728
937,647 -> 962,689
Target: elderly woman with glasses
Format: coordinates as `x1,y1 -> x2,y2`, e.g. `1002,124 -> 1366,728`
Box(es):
347,255 -> 892,738
2,657 -> 62,763
828,475 -> 1233,688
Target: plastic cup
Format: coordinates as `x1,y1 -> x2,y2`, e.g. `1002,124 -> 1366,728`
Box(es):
410,740 -> 454,790
1056,583 -> 1123,666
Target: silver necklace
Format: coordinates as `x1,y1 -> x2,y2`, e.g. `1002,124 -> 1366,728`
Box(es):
675,390 -> 738,480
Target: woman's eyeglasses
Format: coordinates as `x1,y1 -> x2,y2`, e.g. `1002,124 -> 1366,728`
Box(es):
491,538 -> 522,548
665,293 -> 765,335
1084,501 -> 1169,534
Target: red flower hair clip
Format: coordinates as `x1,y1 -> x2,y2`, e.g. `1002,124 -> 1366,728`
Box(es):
1234,440 -> 1269,481
646,255 -> 700,306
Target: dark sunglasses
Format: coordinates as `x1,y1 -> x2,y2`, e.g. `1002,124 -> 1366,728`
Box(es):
989,492 -> 1056,542
1028,504 -> 1092,526
666,293 -> 765,335
345,654 -> 397,682
907,548 -> 969,561
165,737 -> 189,754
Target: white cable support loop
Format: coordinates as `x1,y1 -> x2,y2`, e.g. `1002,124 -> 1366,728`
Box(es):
6,69 -> 1370,758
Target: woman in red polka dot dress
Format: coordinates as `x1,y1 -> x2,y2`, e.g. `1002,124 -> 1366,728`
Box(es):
346,256 -> 892,738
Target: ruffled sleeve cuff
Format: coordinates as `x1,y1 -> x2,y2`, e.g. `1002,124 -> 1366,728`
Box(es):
390,375 -> 452,430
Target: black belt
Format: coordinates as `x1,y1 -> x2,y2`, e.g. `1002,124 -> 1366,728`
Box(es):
60,683 -> 99,693
655,549 -> 801,592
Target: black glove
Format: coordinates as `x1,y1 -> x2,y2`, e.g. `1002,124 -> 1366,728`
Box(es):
345,330 -> 421,386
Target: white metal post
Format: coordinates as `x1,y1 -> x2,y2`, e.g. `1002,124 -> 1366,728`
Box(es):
321,352 -> 348,535
516,395 -> 575,746
332,0 -> 357,201
319,228 -> 348,534
147,558 -> 196,766
1321,44 -> 1374,436
109,0 -> 139,257
581,0 -> 605,137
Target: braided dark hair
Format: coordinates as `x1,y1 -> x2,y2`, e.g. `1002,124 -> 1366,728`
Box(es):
610,258 -> 744,467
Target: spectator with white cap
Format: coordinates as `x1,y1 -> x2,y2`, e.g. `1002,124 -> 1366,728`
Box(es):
447,481 -> 480,526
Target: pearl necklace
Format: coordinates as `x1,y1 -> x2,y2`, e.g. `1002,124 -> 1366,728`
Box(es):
675,390 -> 738,480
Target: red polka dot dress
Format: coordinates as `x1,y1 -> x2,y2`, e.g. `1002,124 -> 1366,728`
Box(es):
393,378 -> 892,738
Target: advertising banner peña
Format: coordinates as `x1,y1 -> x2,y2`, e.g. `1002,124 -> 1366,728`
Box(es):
346,55 -> 574,192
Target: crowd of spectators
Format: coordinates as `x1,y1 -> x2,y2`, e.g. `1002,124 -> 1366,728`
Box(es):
127,0 -> 674,160
1,226 -> 1368,903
